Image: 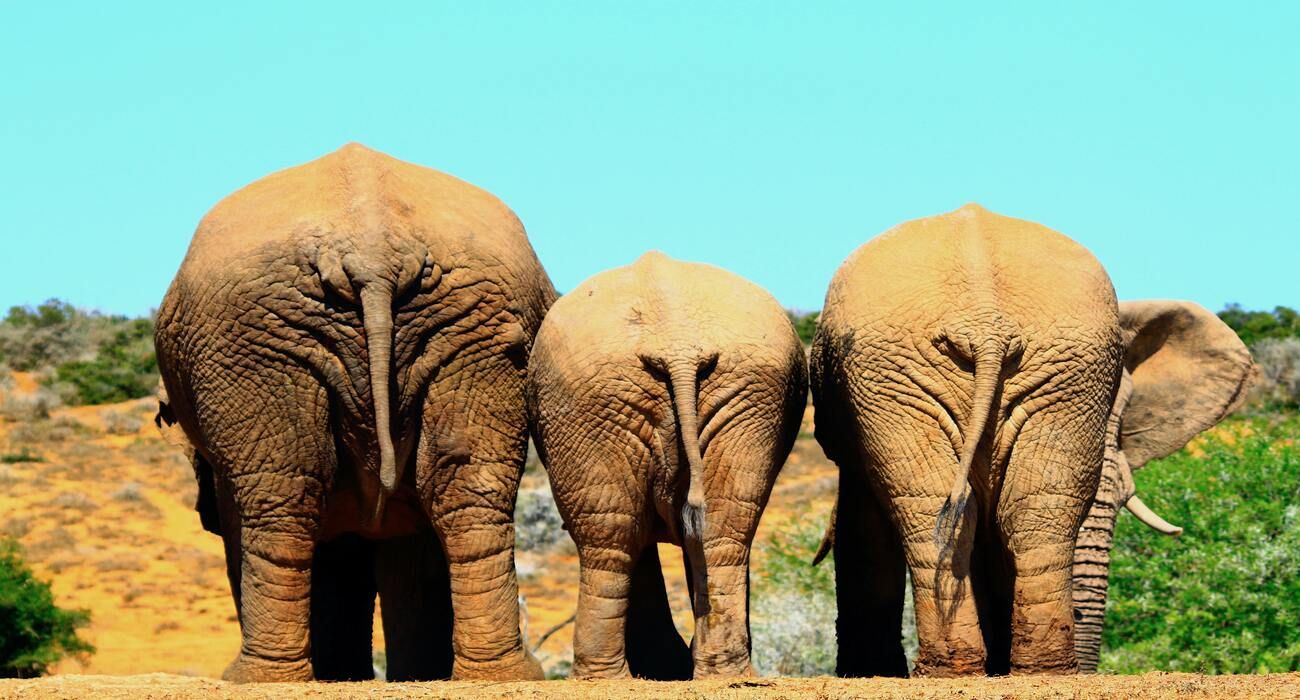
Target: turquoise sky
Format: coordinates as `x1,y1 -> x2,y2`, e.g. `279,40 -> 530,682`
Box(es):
2,3 -> 1296,316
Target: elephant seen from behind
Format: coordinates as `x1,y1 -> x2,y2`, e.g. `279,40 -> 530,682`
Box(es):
526,252 -> 808,679
810,204 -> 1252,677
155,144 -> 554,682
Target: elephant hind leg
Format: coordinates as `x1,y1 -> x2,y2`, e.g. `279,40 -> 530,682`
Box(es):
625,543 -> 692,680
833,468 -> 910,678
310,534 -> 377,681
898,494 -> 987,677
376,532 -> 454,681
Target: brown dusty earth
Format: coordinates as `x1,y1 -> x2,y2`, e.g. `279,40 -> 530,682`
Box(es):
0,371 -> 1281,697
3,672 -> 1298,699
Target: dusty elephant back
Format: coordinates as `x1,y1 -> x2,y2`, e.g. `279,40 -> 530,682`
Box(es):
176,143 -> 548,301
533,251 -> 801,374
159,142 -> 555,366
819,203 -> 1119,344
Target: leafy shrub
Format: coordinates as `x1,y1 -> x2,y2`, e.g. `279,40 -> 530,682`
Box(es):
0,539 -> 94,677
787,310 -> 820,346
51,318 -> 157,406
0,301 -> 91,371
1218,305 -> 1300,347
1102,414 -> 1300,674
1246,339 -> 1300,411
0,300 -> 158,406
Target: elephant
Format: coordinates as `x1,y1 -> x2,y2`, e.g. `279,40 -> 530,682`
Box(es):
153,143 -> 555,682
809,204 -> 1251,677
1071,300 -> 1252,671
525,252 -> 807,679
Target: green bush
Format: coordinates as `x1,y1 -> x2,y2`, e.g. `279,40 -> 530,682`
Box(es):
1102,414 -> 1300,674
787,310 -> 819,346
0,300 -> 90,371
51,318 -> 157,405
1218,305 -> 1300,347
0,299 -> 158,406
0,539 -> 94,678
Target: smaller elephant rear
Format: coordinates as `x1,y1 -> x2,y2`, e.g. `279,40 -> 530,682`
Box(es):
526,251 -> 808,679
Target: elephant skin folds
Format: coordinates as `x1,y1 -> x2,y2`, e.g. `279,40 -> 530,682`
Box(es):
154,144 -> 555,682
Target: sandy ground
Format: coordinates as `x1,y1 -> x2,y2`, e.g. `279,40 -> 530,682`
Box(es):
3,672 -> 1298,699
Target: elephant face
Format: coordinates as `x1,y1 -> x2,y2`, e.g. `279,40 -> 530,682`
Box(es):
1073,300 -> 1255,671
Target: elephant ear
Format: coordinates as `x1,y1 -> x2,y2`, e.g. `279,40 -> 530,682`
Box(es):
1118,300 -> 1255,470
155,381 -> 221,535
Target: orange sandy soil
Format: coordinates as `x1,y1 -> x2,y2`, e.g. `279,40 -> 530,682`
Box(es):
3,673 -> 1298,699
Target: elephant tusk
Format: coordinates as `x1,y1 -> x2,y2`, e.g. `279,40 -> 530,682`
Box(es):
1125,495 -> 1183,536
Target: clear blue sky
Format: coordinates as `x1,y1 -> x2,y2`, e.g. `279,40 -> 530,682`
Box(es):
2,3 -> 1296,317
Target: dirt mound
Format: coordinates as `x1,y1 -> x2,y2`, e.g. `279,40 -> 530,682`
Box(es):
3,672 -> 1298,699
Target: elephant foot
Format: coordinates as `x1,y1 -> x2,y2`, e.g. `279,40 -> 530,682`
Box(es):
1011,663 -> 1078,676
221,654 -> 313,683
693,660 -> 755,679
911,660 -> 985,678
911,651 -> 986,678
572,657 -> 632,680
453,648 -> 545,681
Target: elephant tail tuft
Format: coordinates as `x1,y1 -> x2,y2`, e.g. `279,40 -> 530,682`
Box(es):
934,341 -> 1004,558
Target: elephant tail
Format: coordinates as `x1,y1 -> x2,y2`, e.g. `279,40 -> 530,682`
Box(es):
360,284 -> 399,507
934,341 -> 1003,555
668,359 -> 710,613
669,361 -> 706,546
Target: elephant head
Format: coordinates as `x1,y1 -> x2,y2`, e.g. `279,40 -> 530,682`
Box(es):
1072,300 -> 1255,671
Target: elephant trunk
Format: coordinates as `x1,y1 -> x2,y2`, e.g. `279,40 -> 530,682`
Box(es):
935,342 -> 1003,554
360,284 -> 398,515
669,360 -> 709,615
1073,489 -> 1119,672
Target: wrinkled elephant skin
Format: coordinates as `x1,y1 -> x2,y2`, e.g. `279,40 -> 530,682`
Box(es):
811,205 -> 1252,677
527,252 -> 807,680
154,144 -> 553,682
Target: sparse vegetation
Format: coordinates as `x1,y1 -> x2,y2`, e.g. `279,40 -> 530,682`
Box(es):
1246,338 -> 1300,411
0,300 -> 157,407
1,449 -> 44,464
0,386 -> 61,423
514,487 -> 569,552
51,318 -> 157,406
102,410 -> 143,436
0,539 -> 94,678
1102,414 -> 1300,674
750,511 -> 920,676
